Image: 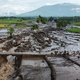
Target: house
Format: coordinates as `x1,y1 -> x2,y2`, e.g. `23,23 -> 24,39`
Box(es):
66,24 -> 80,29
35,19 -> 57,29
47,20 -> 57,28
66,24 -> 73,29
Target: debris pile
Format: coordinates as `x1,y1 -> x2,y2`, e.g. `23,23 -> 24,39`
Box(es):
0,29 -> 56,52
0,63 -> 14,80
14,31 -> 52,52
2,40 -> 13,51
0,56 -> 15,80
1,28 -> 80,52
15,41 -> 32,52
2,35 -> 22,51
0,38 -> 6,43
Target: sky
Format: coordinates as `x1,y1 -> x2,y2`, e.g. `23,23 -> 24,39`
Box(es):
0,0 -> 80,14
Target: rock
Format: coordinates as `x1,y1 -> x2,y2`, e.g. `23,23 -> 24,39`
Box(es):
0,38 -> 6,43
15,41 -> 31,52
0,62 -> 14,80
0,56 -> 7,65
2,40 -> 13,51
7,55 -> 15,64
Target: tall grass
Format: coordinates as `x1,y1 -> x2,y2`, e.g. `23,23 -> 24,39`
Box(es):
72,22 -> 80,26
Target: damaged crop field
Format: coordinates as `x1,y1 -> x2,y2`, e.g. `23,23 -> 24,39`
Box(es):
0,17 -> 80,80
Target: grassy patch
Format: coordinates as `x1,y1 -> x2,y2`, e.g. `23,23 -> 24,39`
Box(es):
0,19 -> 32,24
72,22 -> 80,26
0,19 -> 33,29
0,24 -> 8,28
66,28 -> 80,33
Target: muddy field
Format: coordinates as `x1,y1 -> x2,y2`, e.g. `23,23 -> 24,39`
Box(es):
0,28 -> 80,53
0,55 -> 51,80
0,28 -> 80,80
0,55 -> 80,80
48,57 -> 80,80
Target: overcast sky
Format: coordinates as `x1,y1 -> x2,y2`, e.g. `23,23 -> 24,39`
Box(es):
0,0 -> 80,14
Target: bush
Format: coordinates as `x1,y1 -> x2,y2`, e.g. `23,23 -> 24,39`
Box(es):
7,27 -> 14,38
57,20 -> 70,29
31,25 -> 38,30
36,15 -> 47,24
48,17 -> 54,22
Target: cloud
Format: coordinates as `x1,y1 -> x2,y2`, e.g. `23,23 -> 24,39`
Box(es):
72,8 -> 80,12
46,3 -> 53,5
0,4 -> 33,15
0,0 -> 80,14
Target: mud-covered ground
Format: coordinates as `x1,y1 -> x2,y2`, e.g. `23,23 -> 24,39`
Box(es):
0,28 -> 80,52
0,55 -> 51,80
0,28 -> 80,80
48,57 -> 80,80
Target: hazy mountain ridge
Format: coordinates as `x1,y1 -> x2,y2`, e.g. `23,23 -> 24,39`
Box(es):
19,3 -> 80,17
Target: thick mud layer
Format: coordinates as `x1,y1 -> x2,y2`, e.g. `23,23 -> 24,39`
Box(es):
20,66 -> 50,80
0,29 -> 80,52
48,57 -> 80,80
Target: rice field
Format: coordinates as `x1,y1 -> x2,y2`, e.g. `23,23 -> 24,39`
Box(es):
0,24 -> 8,28
66,28 -> 80,33
0,19 -> 32,29
72,22 -> 80,26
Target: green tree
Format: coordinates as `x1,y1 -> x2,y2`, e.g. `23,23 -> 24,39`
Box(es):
48,17 -> 54,22
31,24 -> 38,30
7,27 -> 14,38
57,20 -> 70,29
36,15 -> 47,24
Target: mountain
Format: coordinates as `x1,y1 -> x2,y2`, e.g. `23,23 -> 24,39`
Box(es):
19,3 -> 80,17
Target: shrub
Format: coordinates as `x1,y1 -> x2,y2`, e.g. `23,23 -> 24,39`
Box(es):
7,27 -> 14,38
36,15 -> 47,24
31,24 -> 38,30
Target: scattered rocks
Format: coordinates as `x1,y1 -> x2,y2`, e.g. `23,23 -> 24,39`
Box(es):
1,28 -> 80,52
15,41 -> 31,52
0,55 -> 16,80
0,38 -> 6,43
2,40 -> 13,51
0,63 -> 14,80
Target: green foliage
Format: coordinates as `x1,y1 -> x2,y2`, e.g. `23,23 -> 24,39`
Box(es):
57,20 -> 70,28
48,17 -> 54,21
72,22 -> 80,26
7,27 -> 14,38
31,24 -> 38,30
55,16 -> 80,22
0,24 -> 8,28
36,15 -> 47,24
66,28 -> 80,33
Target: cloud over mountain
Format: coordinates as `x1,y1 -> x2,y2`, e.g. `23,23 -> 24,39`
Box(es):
19,3 -> 80,17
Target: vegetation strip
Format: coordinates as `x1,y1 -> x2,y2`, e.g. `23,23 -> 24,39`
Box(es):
44,56 -> 56,80
66,28 -> 80,33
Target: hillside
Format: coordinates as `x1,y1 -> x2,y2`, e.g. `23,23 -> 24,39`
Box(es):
19,3 -> 80,17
